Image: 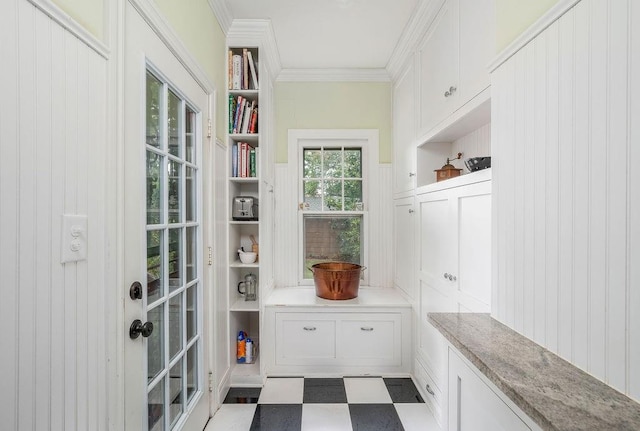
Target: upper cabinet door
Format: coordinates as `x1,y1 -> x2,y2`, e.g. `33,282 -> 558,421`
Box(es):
458,0 -> 494,103
417,0 -> 459,136
393,54 -> 417,194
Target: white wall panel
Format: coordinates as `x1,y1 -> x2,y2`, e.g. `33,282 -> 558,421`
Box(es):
0,1 -> 109,429
492,0 -> 639,400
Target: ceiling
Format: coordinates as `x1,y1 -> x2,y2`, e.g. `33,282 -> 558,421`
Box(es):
221,0 -> 420,71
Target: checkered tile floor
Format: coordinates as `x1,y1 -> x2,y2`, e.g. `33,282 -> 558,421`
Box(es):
204,377 -> 440,431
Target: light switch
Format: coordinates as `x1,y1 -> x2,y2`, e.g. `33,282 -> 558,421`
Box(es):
61,214 -> 88,263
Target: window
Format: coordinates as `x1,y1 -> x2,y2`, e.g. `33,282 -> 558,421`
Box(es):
300,145 -> 366,280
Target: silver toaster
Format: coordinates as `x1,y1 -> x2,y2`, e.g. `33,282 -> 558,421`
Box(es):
232,196 -> 258,220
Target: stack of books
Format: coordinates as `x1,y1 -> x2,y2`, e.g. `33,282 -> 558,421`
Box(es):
231,142 -> 258,178
229,48 -> 259,91
229,95 -> 258,134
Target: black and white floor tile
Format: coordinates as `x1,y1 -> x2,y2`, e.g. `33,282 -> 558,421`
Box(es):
204,377 -> 440,431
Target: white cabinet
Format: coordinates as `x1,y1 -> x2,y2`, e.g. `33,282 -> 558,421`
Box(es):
264,290 -> 412,376
417,0 -> 494,138
392,54 -> 417,195
393,196 -> 415,299
274,312 -> 403,368
448,348 -> 538,431
416,172 -> 492,422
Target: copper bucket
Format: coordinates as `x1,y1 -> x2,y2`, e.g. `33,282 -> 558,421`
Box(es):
310,262 -> 365,300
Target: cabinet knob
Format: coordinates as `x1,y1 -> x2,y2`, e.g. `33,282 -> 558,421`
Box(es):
444,273 -> 449,279
426,384 -> 435,396
408,209 -> 415,214
303,326 -> 316,331
360,327 -> 374,332
409,172 -> 416,177
452,275 -> 457,281
444,86 -> 457,97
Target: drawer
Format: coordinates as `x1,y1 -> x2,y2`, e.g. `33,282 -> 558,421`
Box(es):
415,358 -> 443,427
338,314 -> 402,366
275,313 -> 336,365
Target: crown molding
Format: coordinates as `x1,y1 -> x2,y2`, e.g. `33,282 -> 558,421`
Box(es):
489,0 -> 581,72
276,68 -> 390,82
386,0 -> 444,81
228,19 -> 282,78
208,0 -> 232,35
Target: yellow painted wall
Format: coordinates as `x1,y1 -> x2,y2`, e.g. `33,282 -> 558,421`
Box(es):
152,0 -> 227,142
495,0 -> 560,51
51,0 -> 104,39
275,82 -> 392,163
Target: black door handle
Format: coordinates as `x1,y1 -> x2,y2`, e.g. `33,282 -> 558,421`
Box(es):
129,319 -> 154,339
129,281 -> 143,300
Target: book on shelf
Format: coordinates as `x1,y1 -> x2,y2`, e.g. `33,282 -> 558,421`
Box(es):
233,96 -> 245,134
242,48 -> 249,90
228,94 -> 237,134
231,54 -> 242,90
228,50 -> 233,90
232,142 -> 258,178
249,106 -> 258,133
247,50 -> 259,90
249,147 -> 256,177
241,100 -> 254,134
231,143 -> 238,177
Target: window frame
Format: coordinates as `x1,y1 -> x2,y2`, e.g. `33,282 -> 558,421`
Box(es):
293,132 -> 377,286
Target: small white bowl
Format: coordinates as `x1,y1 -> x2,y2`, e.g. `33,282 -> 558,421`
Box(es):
239,251 -> 257,264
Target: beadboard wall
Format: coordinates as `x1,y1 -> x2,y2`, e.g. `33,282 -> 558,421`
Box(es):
448,122 -> 492,172
0,1 -> 109,429
491,0 -> 639,399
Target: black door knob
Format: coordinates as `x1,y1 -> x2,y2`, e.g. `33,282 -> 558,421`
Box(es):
129,319 -> 154,339
129,281 -> 143,300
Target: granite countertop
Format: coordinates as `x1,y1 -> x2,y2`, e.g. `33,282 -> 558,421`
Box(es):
428,313 -> 640,431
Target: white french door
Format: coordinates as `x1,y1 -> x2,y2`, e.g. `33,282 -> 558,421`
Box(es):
123,3 -> 211,430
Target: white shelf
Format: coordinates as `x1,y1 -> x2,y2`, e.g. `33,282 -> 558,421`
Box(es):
229,133 -> 258,145
229,177 -> 259,183
229,220 -> 259,226
230,357 -> 261,386
230,297 -> 260,312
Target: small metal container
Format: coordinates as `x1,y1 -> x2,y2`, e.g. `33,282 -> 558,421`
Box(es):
309,262 -> 365,300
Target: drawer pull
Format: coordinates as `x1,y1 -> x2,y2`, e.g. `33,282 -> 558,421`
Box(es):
360,327 -> 374,332
303,326 -> 317,331
426,384 -> 435,396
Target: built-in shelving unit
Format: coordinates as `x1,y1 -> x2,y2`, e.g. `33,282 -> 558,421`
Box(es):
227,45 -> 263,385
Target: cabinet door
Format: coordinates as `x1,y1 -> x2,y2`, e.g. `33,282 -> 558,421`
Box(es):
393,197 -> 415,298
418,0 -> 459,136
451,180 -> 492,311
339,314 -> 402,366
393,55 -> 417,194
449,349 -> 531,431
417,189 -> 453,289
275,313 -> 336,365
458,0 -> 494,104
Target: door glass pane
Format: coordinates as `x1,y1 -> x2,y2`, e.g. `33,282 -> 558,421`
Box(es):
186,227 -> 197,283
167,90 -> 181,157
186,285 -> 196,342
169,293 -> 182,361
185,107 -> 195,163
186,344 -> 198,403
146,72 -> 162,149
168,160 -> 181,224
148,379 -> 165,431
147,303 -> 165,383
145,70 -> 202,431
185,167 -> 195,222
147,151 -> 163,225
169,360 -> 183,427
168,228 -> 183,292
147,230 -> 164,303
